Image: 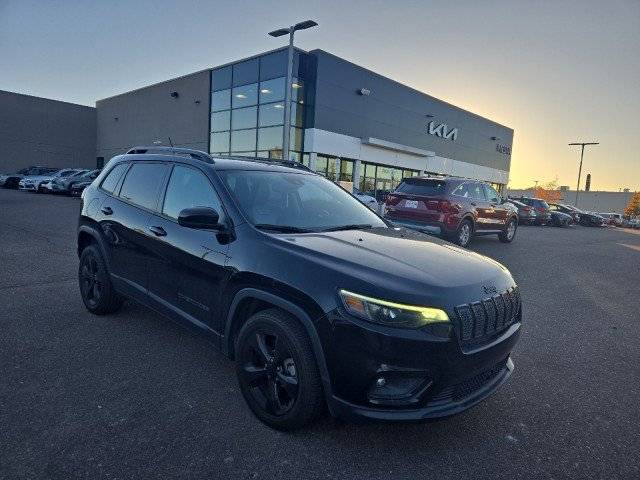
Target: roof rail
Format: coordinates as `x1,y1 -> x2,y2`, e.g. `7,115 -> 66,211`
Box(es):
214,155 -> 312,172
126,146 -> 215,164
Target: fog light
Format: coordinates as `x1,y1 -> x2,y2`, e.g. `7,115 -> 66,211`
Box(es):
368,375 -> 432,406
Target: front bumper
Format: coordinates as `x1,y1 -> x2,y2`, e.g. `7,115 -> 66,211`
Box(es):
318,301 -> 522,422
18,182 -> 37,191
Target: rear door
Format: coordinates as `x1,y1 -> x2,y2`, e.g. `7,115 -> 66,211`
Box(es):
145,163 -> 230,334
99,162 -> 170,297
468,182 -> 492,231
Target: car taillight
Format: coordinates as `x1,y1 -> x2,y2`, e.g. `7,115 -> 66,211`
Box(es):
523,206 -> 532,212
536,207 -> 546,213
439,199 -> 453,213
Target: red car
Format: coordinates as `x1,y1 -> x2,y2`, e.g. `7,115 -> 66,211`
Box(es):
383,176 -> 519,247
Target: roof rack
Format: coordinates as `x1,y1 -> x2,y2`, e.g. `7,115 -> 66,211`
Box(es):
125,146 -> 215,164
214,155 -> 312,172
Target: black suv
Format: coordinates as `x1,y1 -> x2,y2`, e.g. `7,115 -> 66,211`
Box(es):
77,147 -> 522,430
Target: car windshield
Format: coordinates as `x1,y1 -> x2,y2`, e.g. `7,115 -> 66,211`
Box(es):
219,170 -> 387,232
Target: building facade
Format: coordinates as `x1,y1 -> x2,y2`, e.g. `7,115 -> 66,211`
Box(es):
0,90 -> 96,172
96,47 -> 514,194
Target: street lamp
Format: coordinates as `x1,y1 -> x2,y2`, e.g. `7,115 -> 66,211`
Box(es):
568,142 -> 599,207
268,20 -> 318,161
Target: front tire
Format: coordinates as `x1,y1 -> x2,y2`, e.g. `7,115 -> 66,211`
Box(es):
453,219 -> 473,248
235,308 -> 324,431
499,218 -> 518,243
78,245 -> 123,315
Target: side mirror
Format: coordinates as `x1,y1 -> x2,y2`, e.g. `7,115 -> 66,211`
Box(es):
178,207 -> 224,230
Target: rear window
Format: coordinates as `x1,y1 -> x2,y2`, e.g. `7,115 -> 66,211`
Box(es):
100,163 -> 129,194
395,179 -> 447,196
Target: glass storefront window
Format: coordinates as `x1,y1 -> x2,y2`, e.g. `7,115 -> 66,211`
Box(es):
339,160 -> 353,182
259,77 -> 285,103
232,83 -> 258,108
290,127 -> 304,152
212,66 -> 232,91
316,156 -> 328,177
231,129 -> 256,153
231,106 -> 257,130
211,89 -> 231,111
289,151 -> 302,162
259,102 -> 285,127
291,77 -> 304,103
290,101 -> 304,126
211,110 -> 230,132
301,153 -> 310,167
257,149 -> 283,159
210,131 -> 230,154
232,58 -> 259,87
257,126 -> 283,151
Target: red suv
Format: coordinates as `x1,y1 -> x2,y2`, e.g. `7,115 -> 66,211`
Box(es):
383,177 -> 519,247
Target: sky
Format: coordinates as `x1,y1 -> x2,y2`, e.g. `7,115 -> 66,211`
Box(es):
1,0 -> 638,191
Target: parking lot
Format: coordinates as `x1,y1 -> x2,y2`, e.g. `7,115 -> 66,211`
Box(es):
1,188 -> 638,480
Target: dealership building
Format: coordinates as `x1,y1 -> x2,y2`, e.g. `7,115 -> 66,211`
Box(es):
95,47 -> 514,193
1,47 -> 514,193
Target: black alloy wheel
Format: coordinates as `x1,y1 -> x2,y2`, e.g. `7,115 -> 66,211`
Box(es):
78,245 -> 122,315
236,309 -> 324,430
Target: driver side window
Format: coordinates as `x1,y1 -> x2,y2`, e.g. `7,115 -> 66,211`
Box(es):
484,184 -> 501,203
162,165 -> 223,221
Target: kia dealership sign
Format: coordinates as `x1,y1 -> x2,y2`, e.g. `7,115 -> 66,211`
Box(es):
427,121 -> 458,141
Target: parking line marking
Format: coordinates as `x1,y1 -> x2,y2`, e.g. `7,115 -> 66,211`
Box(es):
618,243 -> 640,252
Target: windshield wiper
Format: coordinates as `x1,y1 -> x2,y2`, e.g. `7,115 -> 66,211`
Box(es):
320,224 -> 374,232
254,224 -> 314,233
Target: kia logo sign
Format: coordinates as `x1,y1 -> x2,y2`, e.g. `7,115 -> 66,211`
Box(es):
427,121 -> 458,141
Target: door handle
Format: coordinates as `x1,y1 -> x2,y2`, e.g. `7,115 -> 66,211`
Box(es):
149,225 -> 167,237
470,202 -> 477,206
101,206 -> 113,215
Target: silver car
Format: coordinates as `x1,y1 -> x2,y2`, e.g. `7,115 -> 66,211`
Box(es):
352,187 -> 379,211
19,168 -> 82,192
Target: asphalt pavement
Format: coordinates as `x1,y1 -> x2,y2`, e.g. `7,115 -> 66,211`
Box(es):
1,188 -> 639,480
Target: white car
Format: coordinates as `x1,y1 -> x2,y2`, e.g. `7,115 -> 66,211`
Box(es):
352,188 -> 379,211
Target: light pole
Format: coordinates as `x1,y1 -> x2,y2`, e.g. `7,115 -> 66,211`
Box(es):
269,20 -> 318,161
569,142 -> 598,207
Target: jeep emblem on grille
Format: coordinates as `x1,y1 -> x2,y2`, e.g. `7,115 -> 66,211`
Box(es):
483,285 -> 498,295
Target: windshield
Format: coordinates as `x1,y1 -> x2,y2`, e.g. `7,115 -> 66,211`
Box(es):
219,170 -> 387,232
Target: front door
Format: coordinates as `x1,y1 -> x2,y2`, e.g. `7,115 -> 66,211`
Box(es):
146,163 -> 230,334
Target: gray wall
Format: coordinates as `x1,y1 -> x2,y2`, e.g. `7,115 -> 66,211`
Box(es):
0,90 -> 96,172
507,189 -> 634,214
309,50 -> 514,171
96,70 -> 210,161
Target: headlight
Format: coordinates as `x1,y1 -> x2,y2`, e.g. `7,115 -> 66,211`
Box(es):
339,289 -> 449,328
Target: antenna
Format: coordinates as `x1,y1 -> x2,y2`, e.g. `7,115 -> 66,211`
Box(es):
168,137 -> 174,147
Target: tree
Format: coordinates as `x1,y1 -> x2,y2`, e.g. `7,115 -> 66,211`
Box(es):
624,192 -> 640,217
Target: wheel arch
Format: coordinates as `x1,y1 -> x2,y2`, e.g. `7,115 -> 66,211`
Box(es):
77,223 -> 109,264
223,287 -> 333,401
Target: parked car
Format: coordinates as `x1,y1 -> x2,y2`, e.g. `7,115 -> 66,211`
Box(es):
69,169 -> 102,197
599,213 -> 623,226
505,199 -> 537,225
0,166 -> 58,189
628,218 -> 640,229
548,203 -> 580,223
19,168 -> 84,192
78,146 -> 522,430
352,187 -> 378,211
383,176 -> 519,247
42,169 -> 89,193
49,169 -> 98,194
509,196 -> 551,225
578,210 -> 605,227
550,210 -> 572,227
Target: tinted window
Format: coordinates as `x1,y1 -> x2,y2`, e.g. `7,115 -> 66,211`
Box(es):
469,183 -> 486,200
395,179 -> 447,196
452,183 -> 471,198
119,163 -> 168,210
534,200 -> 550,209
484,184 -> 501,203
100,164 -> 129,194
162,165 -> 222,220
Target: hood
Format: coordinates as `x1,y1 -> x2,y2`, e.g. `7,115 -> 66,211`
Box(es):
270,226 -> 514,307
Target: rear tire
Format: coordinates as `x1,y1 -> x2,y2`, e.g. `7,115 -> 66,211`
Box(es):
235,308 -> 324,431
78,245 -> 123,315
499,218 -> 517,243
453,219 -> 473,248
